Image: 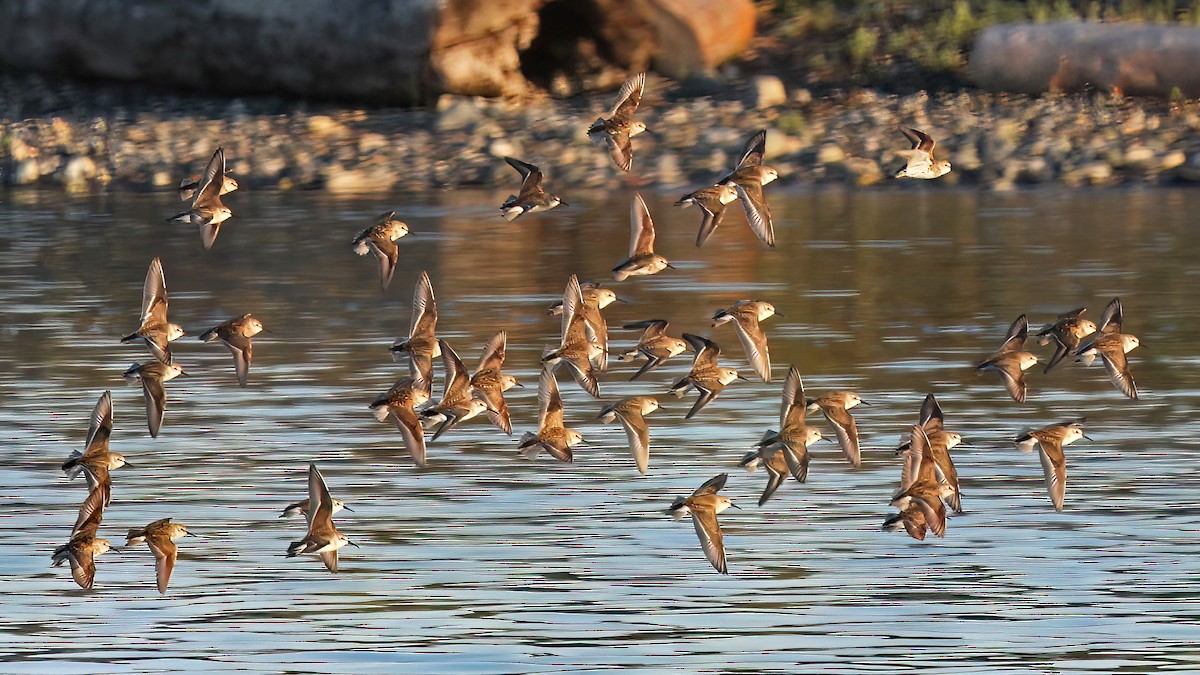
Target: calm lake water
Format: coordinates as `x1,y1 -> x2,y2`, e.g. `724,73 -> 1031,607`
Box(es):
1,187 -> 1199,673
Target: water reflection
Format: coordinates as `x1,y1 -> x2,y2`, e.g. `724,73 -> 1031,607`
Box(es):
1,187 -> 1198,671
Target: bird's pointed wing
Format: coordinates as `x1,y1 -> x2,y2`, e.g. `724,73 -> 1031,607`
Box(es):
617,410 -> 650,474
685,384 -> 717,419
606,132 -> 634,172
690,509 -> 728,574
369,237 -> 400,291
781,444 -> 810,483
438,340 -> 470,403
1098,297 -> 1123,334
1038,442 -> 1066,512
733,129 -> 767,171
193,147 -> 225,208
221,333 -> 253,387
823,406 -> 861,467
142,257 -> 169,325
780,366 -> 805,429
482,388 -> 512,435
564,355 -> 600,398
998,315 -> 1029,353
683,333 -> 721,369
732,182 -> 775,247
142,376 -> 166,438
505,157 -> 543,195
609,72 -> 645,120
73,486 -> 105,537
692,473 -> 728,497
919,394 -> 944,432
307,464 -> 333,532
148,536 -> 178,594
629,193 -> 656,256
538,367 -> 564,429
733,315 -> 771,382
560,275 -> 583,344
394,406 -> 427,468
200,221 -> 223,251
410,271 -> 437,339
1100,348 -> 1138,399
84,391 -> 114,454
69,548 -> 96,590
477,331 -> 507,373
997,364 -> 1028,403
319,549 -> 339,573
760,454 -> 788,505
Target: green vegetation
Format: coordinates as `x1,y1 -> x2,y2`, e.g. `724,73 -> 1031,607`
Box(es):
758,0 -> 1200,90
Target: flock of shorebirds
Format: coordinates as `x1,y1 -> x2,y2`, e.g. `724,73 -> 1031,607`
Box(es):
51,73 -> 1144,589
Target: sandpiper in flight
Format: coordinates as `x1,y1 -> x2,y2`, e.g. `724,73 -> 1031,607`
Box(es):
61,391 -> 130,507
518,367 -> 585,462
287,464 -> 356,573
500,157 -> 567,221
199,313 -> 264,387
598,396 -> 660,474
894,127 -> 952,179
352,211 -> 411,291
1075,297 -> 1141,399
125,518 -> 193,594
675,183 -> 738,247
749,367 -> 824,497
543,275 -> 601,397
587,72 -> 647,172
170,147 -> 233,250
667,473 -> 738,574
121,257 -> 185,365
389,271 -> 440,384
884,425 -> 947,540
370,375 -> 431,468
668,334 -> 743,419
420,339 -> 492,441
469,331 -> 520,435
806,390 -> 866,468
1015,419 -> 1090,512
976,314 -> 1039,403
618,319 -> 689,381
612,193 -> 672,282
712,299 -> 780,382
1037,307 -> 1098,374
124,360 -> 186,438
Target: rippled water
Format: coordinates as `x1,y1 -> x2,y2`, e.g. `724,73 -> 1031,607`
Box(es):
2,187 -> 1199,672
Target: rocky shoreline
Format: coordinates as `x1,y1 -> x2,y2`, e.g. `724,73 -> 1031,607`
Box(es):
3,73 -> 1200,194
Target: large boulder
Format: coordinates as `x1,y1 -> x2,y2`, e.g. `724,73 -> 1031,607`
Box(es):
0,0 -> 755,105
970,22 -> 1200,97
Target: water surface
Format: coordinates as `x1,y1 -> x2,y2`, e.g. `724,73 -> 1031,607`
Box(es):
1,187 -> 1199,673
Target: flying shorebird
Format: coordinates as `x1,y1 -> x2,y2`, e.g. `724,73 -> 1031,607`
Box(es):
52,485 -> 115,591
169,147 -> 233,249
668,334 -> 743,419
543,275 -> 601,397
618,319 -> 689,381
352,211 -> 410,291
806,390 -> 866,468
895,127 -> 952,179
976,314 -> 1039,403
884,425 -> 947,540
746,367 -> 824,502
125,518 -> 193,594
1037,307 -> 1098,374
678,130 -> 778,247
712,300 -> 780,382
518,367 -> 585,462
667,473 -> 738,574
548,280 -> 619,373
120,257 -> 185,365
469,331 -> 521,435
287,464 -> 357,573
500,157 -> 567,221
124,360 -> 186,438
612,193 -> 672,282
61,391 -> 130,507
675,183 -> 738,248
199,313 -> 264,387
370,375 -> 431,468
587,72 -> 647,172
894,394 -> 964,513
420,339 -> 492,441
389,271 -> 440,384
598,396 -> 660,474
1075,297 -> 1141,399
1015,419 -> 1090,512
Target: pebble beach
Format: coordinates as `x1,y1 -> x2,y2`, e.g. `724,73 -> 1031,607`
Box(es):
4,73 -> 1200,194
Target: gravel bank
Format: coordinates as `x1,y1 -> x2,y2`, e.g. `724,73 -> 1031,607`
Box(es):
3,73 -> 1200,194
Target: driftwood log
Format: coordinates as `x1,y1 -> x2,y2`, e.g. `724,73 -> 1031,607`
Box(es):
0,0 -> 754,105
970,22 -> 1200,97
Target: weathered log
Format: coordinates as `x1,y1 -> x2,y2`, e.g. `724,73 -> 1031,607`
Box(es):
0,0 -> 755,105
970,22 -> 1200,97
